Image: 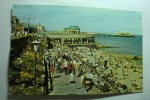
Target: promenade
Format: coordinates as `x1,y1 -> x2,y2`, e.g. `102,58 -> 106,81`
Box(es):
8,37 -> 143,95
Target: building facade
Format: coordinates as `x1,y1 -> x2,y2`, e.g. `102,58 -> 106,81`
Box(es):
11,16 -> 45,37
64,26 -> 80,34
47,26 -> 95,46
35,23 -> 45,33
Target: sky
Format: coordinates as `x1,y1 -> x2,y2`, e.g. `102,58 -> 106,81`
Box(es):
12,5 -> 143,35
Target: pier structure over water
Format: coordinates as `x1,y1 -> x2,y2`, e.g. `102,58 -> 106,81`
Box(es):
47,26 -> 95,46
47,34 -> 95,44
95,32 -> 134,37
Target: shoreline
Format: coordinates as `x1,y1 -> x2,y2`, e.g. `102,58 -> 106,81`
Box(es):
68,43 -> 142,60
68,43 -> 143,66
95,44 -> 142,59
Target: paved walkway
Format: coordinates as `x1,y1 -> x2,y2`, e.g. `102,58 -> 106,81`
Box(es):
49,71 -> 87,95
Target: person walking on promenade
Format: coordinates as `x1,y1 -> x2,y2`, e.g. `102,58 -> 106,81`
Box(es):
50,65 -> 55,78
51,49 -> 55,57
68,60 -> 72,74
69,71 -> 75,84
74,60 -> 80,76
81,70 -> 94,92
72,59 -> 76,74
64,59 -> 68,75
57,57 -> 62,70
49,73 -> 53,92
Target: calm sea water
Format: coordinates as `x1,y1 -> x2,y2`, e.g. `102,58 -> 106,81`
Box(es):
95,35 -> 142,56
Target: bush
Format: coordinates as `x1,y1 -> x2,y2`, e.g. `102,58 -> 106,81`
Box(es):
9,84 -> 43,95
20,71 -> 34,81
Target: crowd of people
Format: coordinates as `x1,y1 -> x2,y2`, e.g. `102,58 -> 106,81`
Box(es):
43,42 -> 143,94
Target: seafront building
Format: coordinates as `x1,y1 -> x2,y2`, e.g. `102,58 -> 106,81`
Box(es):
35,23 -> 45,34
47,26 -> 95,46
64,26 -> 80,34
11,16 -> 45,37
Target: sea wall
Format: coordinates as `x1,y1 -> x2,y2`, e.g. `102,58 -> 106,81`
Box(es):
9,36 -> 30,68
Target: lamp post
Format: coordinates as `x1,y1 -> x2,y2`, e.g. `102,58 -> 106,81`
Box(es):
31,40 -> 40,85
27,17 -> 30,35
44,53 -> 49,94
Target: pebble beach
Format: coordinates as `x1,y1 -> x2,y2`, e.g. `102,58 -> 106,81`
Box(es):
50,43 -> 143,94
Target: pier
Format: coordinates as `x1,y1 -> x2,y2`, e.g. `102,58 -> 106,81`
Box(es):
95,32 -> 134,38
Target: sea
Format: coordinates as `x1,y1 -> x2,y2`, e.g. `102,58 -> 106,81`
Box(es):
95,35 -> 142,57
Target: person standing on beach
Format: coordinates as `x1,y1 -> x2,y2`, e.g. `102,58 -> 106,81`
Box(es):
104,60 -> 108,69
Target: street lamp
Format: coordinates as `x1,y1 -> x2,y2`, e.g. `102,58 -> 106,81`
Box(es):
31,40 -> 40,85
